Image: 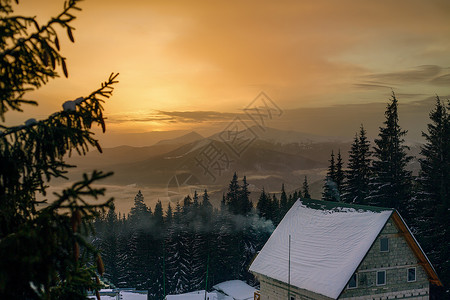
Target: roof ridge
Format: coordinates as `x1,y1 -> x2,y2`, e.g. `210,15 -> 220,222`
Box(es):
298,198 -> 393,213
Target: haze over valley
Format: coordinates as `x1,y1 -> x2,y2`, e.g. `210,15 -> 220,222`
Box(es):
59,125 -> 422,213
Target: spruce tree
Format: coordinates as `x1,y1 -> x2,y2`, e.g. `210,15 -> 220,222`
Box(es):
226,172 -> 241,215
415,97 -> 450,293
256,188 -> 271,220
161,203 -> 173,295
200,189 -> 213,228
150,200 -> 166,296
256,188 -> 268,219
342,133 -> 360,203
441,99 -> 450,295
279,183 -> 289,220
192,190 -> 199,208
201,189 -> 212,208
200,189 -> 213,229
342,125 -> 371,204
165,203 -> 184,293
302,176 -> 311,199
270,194 -> 280,224
165,203 -> 173,225
183,195 -> 192,208
116,215 -> 132,287
220,193 -> 226,211
335,150 -> 345,194
129,190 -> 148,225
328,150 -> 336,179
289,189 -> 300,207
0,1 -> 118,298
101,204 -> 119,286
288,194 -> 294,207
240,175 -> 253,215
322,150 -> 340,201
368,93 -> 412,215
210,203 -> 236,285
358,125 -> 372,186
184,199 -> 206,292
178,195 -> 198,292
292,190 -> 300,201
127,191 -> 153,289
154,200 -> 164,230
417,97 -> 449,219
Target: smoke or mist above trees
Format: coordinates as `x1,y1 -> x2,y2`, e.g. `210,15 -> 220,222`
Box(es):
93,177 -> 279,297
92,173 -> 313,296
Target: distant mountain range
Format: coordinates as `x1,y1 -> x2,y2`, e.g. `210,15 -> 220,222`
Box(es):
153,131 -> 204,146
64,127 -> 422,211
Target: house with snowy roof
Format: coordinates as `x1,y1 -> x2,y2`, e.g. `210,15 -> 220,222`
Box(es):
249,199 -> 442,300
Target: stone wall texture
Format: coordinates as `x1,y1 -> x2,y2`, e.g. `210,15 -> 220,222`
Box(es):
258,275 -> 333,300
340,218 -> 429,299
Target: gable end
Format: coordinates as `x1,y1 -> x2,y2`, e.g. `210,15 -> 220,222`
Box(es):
337,211 -> 393,298
391,211 -> 442,287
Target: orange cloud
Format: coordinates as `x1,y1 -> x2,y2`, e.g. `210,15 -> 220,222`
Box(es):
8,0 -> 450,134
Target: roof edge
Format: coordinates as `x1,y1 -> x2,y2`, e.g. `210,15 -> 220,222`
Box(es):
391,210 -> 442,287
298,198 -> 394,213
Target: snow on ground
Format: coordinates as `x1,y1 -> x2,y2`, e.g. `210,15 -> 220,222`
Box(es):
249,199 -> 393,299
212,280 -> 256,300
119,291 -> 147,299
88,290 -> 147,300
88,287 -> 237,300
165,290 -> 233,300
88,296 -> 115,300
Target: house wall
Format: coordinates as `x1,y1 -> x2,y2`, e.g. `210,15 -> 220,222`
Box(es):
339,218 -> 430,300
257,275 -> 333,300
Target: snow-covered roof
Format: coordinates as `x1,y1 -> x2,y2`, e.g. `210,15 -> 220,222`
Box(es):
165,290 -> 233,300
212,280 -> 256,300
249,199 -> 393,299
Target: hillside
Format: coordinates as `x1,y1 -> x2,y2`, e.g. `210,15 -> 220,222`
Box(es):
59,128 -> 421,212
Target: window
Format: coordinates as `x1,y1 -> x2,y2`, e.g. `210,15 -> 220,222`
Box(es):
380,237 -> 389,252
407,268 -> 416,282
377,270 -> 386,286
348,273 -> 357,289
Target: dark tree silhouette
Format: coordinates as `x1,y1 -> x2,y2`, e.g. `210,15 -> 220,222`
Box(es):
342,125 -> 371,204
302,176 -> 311,199
335,149 -> 344,194
0,1 -> 118,298
322,150 -> 340,201
414,97 -> 450,295
368,93 -> 412,215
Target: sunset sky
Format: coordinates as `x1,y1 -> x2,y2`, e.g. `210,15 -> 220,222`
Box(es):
11,0 -> 450,145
